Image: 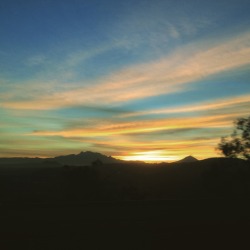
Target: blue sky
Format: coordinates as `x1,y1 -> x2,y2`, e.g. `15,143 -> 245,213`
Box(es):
0,0 -> 250,161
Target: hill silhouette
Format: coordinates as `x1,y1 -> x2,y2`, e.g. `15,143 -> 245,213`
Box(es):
0,154 -> 249,203
0,153 -> 250,249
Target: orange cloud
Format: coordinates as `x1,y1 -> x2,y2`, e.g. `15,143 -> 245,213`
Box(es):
31,113 -> 236,139
28,111 -> 239,161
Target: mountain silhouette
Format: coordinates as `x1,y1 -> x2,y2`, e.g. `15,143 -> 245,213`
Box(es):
176,155 -> 198,163
53,151 -> 121,165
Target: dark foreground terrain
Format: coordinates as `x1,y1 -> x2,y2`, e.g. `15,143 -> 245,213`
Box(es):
1,199 -> 250,249
0,157 -> 250,249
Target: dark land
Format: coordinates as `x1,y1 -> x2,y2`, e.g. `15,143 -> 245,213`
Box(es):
0,152 -> 250,249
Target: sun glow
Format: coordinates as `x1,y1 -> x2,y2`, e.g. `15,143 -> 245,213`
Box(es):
120,151 -> 180,163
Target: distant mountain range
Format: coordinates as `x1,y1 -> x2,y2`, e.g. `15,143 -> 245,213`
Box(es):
0,155 -> 249,203
0,151 -> 121,166
0,151 -> 198,166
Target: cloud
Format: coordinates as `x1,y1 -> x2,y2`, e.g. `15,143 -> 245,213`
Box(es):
63,44 -> 115,68
2,30 -> 250,111
3,92 -> 247,160
121,94 -> 250,118
27,93 -> 248,161
30,112 -> 236,139
108,0 -> 214,51
26,54 -> 47,67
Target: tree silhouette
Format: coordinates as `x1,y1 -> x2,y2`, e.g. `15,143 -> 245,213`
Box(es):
218,116 -> 250,160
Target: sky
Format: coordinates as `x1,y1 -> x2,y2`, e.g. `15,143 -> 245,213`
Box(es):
0,0 -> 250,162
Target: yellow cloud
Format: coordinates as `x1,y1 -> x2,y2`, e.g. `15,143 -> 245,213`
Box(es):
31,113 -> 235,138
29,110 -> 242,161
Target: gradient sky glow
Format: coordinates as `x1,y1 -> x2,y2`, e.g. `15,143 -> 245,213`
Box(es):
1,0 -> 250,161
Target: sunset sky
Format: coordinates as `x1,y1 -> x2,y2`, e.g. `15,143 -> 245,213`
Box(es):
0,0 -> 250,161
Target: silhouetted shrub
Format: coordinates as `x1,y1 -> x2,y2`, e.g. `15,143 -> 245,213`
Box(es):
218,116 -> 250,160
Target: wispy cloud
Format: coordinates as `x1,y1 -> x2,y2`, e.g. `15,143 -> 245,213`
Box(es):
2,31 -> 250,111
26,54 -> 47,67
31,112 -> 237,139
26,93 -> 249,161
121,94 -> 250,118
